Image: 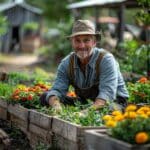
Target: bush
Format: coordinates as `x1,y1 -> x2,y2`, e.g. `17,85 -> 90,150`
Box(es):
118,40 -> 149,75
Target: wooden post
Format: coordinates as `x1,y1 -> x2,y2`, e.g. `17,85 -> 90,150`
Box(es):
117,3 -> 125,44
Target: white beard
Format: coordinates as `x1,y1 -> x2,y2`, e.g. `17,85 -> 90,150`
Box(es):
76,49 -> 93,59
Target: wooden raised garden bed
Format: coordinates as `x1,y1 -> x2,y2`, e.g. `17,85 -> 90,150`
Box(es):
0,99 -> 7,120
52,116 -> 106,150
0,99 -> 52,148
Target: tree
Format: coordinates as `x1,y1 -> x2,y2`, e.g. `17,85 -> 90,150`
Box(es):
26,0 -> 80,23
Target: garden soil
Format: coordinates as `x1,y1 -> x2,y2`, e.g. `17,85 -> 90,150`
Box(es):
0,119 -> 32,150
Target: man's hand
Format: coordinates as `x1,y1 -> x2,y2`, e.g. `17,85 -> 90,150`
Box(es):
91,98 -> 106,110
74,99 -> 106,117
48,96 -> 62,112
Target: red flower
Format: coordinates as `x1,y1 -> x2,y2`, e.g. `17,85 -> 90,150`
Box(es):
27,94 -> 33,101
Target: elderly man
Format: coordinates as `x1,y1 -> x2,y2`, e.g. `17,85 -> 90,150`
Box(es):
40,19 -> 129,111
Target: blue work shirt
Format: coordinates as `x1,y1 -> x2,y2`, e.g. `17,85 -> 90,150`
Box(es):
46,47 -> 129,103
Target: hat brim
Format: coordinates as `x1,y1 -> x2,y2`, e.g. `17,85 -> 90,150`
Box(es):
66,31 -> 101,38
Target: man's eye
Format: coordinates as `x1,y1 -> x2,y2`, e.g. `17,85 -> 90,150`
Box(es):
75,39 -> 80,43
84,39 -> 90,42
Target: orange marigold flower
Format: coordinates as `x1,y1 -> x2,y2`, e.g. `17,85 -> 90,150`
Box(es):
138,77 -> 148,83
13,95 -> 20,100
135,132 -> 149,144
67,91 -> 77,97
125,105 -> 137,112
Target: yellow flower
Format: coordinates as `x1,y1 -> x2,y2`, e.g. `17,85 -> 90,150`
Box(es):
105,120 -> 117,128
102,115 -> 112,121
112,110 -> 122,116
139,106 -> 150,113
125,104 -> 137,112
146,111 -> 150,117
136,109 -> 145,115
135,132 -> 149,144
114,114 -> 124,122
140,114 -> 148,119
124,111 -> 137,119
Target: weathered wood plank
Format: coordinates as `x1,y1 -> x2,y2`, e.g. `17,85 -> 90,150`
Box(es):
0,99 -> 7,108
52,117 -> 79,142
29,110 -> 52,130
52,117 -> 105,142
0,99 -> 8,120
29,123 -> 52,143
0,107 -> 7,120
52,133 -> 79,150
10,114 -> 28,134
7,104 -> 29,121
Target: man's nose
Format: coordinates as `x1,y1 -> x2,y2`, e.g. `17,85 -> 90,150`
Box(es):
78,41 -> 85,48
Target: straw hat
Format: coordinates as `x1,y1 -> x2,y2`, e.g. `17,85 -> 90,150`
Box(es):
68,19 -> 101,38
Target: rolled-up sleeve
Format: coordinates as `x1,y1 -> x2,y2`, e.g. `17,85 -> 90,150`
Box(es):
96,53 -> 118,102
46,59 -> 70,102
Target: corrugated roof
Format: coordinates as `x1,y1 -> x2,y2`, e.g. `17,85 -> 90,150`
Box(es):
0,1 -> 42,14
67,0 -> 126,9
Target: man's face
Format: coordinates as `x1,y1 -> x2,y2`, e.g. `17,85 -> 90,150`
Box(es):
71,35 -> 96,60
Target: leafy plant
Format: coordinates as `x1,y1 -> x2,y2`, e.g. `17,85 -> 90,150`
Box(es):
7,72 -> 31,85
32,67 -> 55,83
22,21 -> 39,31
135,0 -> 150,26
127,77 -> 150,104
0,13 -> 8,35
0,82 -> 14,100
118,40 -> 149,75
39,101 -> 110,126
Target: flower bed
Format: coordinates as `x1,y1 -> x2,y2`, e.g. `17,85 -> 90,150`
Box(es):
1,72 -> 150,149
85,104 -> 150,150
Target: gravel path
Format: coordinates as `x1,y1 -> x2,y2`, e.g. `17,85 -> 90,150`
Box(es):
0,54 -> 42,72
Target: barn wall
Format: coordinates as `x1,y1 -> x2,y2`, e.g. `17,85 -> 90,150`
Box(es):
1,5 -> 41,53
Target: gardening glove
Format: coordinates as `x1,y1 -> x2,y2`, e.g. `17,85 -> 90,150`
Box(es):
48,96 -> 62,112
